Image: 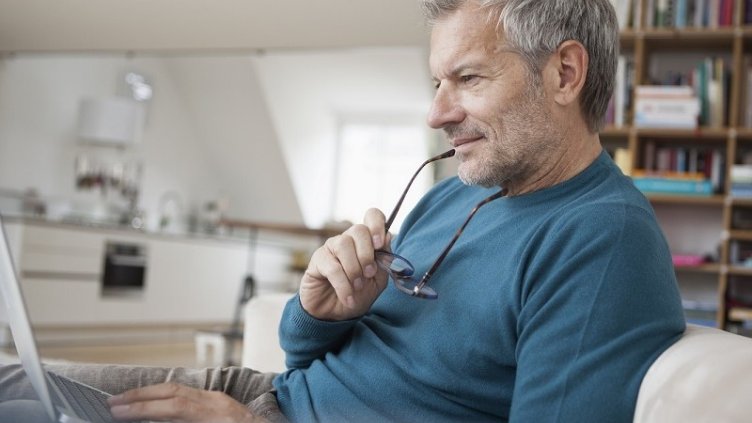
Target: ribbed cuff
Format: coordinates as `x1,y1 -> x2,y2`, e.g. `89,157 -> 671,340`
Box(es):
285,295 -> 359,340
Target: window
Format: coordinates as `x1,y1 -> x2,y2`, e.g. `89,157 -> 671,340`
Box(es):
332,117 -> 431,232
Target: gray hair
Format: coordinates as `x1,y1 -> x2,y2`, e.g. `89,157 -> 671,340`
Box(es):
421,0 -> 619,133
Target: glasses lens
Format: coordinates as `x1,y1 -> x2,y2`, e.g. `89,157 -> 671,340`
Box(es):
375,251 -> 413,277
374,251 -> 438,300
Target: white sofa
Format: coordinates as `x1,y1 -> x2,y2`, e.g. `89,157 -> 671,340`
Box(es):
634,323 -> 752,422
242,292 -> 291,373
243,294 -> 752,422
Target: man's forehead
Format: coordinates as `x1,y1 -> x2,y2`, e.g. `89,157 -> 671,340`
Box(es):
429,7 -> 507,53
428,19 -> 510,75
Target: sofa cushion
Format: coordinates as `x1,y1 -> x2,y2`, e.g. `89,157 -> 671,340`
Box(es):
241,292 -> 292,373
633,324 -> 752,422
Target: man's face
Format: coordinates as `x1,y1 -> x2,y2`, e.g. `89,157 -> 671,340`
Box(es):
428,4 -> 557,188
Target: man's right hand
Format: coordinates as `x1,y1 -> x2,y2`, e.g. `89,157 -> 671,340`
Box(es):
299,208 -> 390,321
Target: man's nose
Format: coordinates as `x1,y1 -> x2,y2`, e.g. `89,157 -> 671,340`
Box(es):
427,85 -> 466,129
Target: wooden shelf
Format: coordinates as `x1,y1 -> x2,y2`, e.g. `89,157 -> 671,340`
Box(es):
601,126 -> 732,139
729,307 -> 752,321
675,264 -> 722,274
600,126 -> 631,137
635,127 -> 729,140
726,266 -> 752,276
640,27 -> 735,49
218,219 -> 342,240
647,194 -> 726,206
618,17 -> 752,331
728,230 -> 752,241
728,197 -> 752,207
735,127 -> 752,139
619,30 -> 637,49
740,26 -> 752,39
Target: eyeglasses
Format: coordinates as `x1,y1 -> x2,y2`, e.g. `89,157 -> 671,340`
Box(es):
375,149 -> 506,299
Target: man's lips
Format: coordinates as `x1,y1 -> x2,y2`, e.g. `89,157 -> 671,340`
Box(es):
451,136 -> 484,148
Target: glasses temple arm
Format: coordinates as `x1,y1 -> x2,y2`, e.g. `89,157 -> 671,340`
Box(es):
414,189 -> 507,293
384,149 -> 456,233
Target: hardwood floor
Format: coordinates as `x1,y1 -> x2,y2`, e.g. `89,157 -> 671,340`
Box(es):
38,342 -> 200,367
1,326 -> 245,368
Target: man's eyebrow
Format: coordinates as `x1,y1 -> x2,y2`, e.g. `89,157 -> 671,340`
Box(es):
433,61 -> 483,81
431,47 -> 515,82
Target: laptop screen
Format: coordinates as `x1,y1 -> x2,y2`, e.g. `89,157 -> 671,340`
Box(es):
0,216 -> 59,421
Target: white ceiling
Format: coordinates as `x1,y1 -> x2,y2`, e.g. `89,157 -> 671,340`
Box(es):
0,0 -> 430,53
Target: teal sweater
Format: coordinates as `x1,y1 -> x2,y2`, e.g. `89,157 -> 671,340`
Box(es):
273,152 -> 685,422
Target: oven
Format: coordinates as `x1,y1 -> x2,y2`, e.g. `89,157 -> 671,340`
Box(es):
101,241 -> 147,296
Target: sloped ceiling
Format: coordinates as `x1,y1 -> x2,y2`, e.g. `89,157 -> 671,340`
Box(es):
165,55 -> 304,223
0,0 -> 429,53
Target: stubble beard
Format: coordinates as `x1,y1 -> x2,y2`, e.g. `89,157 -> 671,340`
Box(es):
453,86 -> 553,189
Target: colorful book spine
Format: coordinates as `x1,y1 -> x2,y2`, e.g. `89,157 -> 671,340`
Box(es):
632,177 -> 713,195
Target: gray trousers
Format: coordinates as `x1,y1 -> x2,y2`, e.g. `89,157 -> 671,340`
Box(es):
0,363 -> 286,422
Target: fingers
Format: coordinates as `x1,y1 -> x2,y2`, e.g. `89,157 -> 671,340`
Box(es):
300,209 -> 389,319
317,224 -> 378,306
364,208 -> 387,250
111,396 -> 196,421
109,383 -> 197,421
108,383 -> 254,423
108,382 -> 200,406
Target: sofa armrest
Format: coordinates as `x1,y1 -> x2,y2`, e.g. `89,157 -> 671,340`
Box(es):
241,292 -> 292,373
634,324 -> 752,423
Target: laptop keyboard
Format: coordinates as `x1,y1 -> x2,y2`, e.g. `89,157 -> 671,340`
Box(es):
47,371 -> 143,423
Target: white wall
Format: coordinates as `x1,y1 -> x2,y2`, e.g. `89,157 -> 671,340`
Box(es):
165,55 -> 303,223
0,54 -> 215,226
0,49 -> 448,229
0,53 -> 303,228
253,47 -> 437,227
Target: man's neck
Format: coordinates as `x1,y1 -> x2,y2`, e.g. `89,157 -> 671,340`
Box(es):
504,131 -> 603,197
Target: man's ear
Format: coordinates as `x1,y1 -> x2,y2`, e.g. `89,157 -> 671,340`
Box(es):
546,40 -> 588,106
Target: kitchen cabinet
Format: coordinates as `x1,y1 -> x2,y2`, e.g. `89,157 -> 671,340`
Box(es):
0,219 -> 249,330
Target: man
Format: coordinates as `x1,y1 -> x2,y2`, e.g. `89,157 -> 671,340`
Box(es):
1,0 -> 685,421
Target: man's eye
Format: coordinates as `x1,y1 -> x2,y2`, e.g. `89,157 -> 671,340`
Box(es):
460,75 -> 478,84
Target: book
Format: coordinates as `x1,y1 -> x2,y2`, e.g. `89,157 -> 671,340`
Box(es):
675,0 -> 688,27
633,0 -> 644,27
632,169 -> 707,180
614,56 -> 626,127
710,148 -> 724,192
730,185 -> 752,198
708,57 -> 726,127
611,0 -> 633,29
664,0 -> 676,27
694,59 -> 709,124
694,0 -> 708,27
632,176 -> 713,195
683,301 -> 718,327
672,253 -> 707,266
646,0 -> 657,27
731,165 -> 752,183
613,148 -> 632,175
709,0 -> 720,28
634,85 -> 700,129
634,108 -> 699,128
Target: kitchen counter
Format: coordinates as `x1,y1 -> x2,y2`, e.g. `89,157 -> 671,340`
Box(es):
1,213 -> 250,246
0,213 -> 320,330
0,216 -> 252,329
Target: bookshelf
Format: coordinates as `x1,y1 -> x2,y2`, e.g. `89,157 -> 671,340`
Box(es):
606,0 -> 752,332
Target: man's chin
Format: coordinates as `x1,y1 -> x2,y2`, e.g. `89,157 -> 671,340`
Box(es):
457,166 -> 496,188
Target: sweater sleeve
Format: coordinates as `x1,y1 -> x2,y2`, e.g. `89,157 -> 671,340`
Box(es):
277,294 -> 360,369
509,203 -> 685,422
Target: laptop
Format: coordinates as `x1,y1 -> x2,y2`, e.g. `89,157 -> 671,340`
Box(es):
0,215 -> 142,423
